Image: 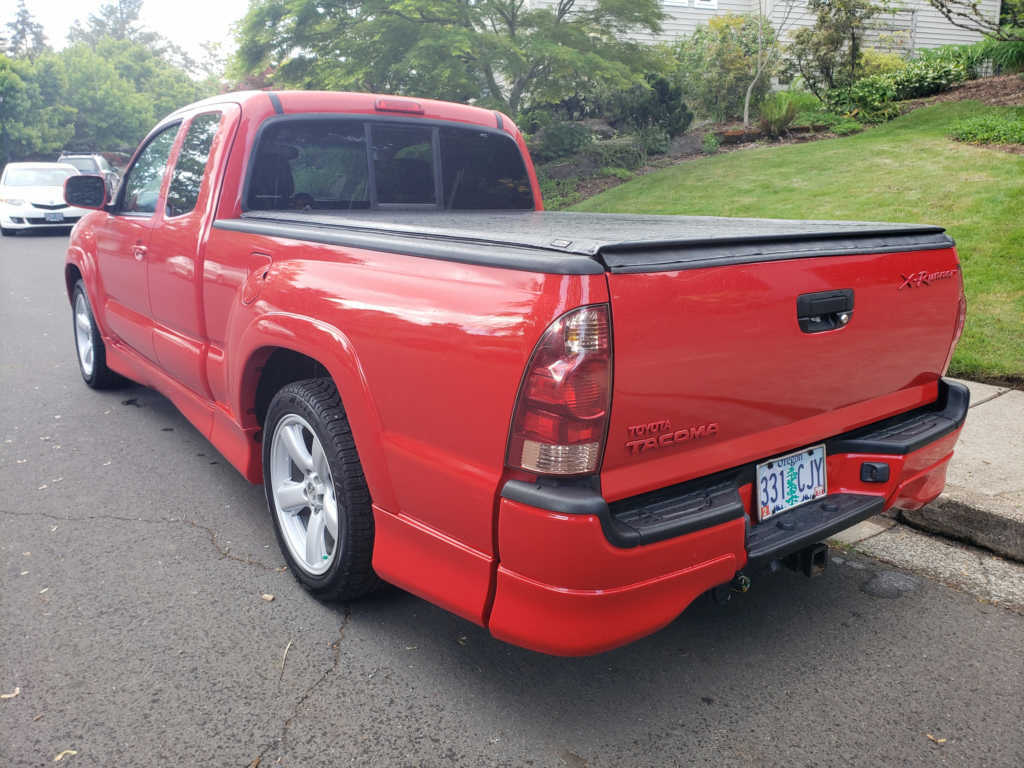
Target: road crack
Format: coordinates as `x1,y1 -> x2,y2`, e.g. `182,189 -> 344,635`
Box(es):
248,605 -> 351,767
0,508 -> 283,572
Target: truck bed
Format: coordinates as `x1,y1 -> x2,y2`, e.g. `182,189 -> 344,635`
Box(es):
218,210 -> 953,274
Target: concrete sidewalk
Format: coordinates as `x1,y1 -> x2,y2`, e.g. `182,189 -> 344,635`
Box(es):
901,378 -> 1024,562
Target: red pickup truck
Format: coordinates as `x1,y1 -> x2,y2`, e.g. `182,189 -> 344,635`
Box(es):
63,91 -> 968,655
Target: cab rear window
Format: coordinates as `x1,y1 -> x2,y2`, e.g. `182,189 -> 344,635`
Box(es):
246,119 -> 533,211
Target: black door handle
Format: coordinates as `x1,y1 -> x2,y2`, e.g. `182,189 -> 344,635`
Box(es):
796,289 -> 854,333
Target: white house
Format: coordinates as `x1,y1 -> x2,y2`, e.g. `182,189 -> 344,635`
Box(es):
528,0 -> 1004,55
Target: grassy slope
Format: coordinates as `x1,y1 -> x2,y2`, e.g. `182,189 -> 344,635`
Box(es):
573,102 -> 1024,380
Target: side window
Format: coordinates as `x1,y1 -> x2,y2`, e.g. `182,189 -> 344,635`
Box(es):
371,124 -> 436,205
120,125 -> 179,214
440,128 -> 533,210
166,112 -> 222,218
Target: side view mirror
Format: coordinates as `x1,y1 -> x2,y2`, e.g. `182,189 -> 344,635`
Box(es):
65,174 -> 108,210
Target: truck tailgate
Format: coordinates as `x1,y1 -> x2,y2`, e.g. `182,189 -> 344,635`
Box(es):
601,245 -> 963,502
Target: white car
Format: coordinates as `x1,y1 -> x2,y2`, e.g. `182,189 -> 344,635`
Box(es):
0,162 -> 92,236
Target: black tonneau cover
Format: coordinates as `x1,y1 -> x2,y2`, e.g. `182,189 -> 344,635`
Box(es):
215,210 -> 953,275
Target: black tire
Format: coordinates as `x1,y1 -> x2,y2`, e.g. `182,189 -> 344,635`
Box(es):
263,377 -> 378,601
1,227 -> 15,237
71,279 -> 123,389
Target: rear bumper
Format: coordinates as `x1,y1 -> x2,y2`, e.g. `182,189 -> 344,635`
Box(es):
489,379 -> 968,655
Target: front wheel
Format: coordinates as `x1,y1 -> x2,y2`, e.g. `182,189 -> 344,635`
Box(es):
1,227 -> 14,237
263,378 -> 378,601
71,280 -> 122,389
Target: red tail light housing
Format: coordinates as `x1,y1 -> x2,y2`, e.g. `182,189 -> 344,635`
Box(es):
507,305 -> 612,476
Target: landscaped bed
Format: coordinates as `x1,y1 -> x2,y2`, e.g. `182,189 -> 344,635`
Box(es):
572,100 -> 1024,384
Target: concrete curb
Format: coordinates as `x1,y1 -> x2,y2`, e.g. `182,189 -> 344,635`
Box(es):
901,485 -> 1024,563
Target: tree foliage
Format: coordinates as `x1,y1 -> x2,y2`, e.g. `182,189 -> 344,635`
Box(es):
924,0 -> 1023,42
674,14 -> 776,122
0,0 -> 221,159
0,55 -> 75,161
234,0 -> 665,114
787,0 -> 880,101
6,0 -> 47,59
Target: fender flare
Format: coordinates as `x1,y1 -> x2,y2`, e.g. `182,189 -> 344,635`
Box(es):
65,240 -> 113,338
231,311 -> 398,512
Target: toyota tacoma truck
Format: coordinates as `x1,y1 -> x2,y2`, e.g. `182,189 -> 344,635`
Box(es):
63,91 -> 968,655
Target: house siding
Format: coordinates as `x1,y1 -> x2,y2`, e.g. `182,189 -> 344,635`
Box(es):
528,0 -> 1003,52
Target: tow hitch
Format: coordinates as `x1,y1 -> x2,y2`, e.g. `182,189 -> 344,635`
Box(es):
789,542 -> 830,578
712,543 -> 831,605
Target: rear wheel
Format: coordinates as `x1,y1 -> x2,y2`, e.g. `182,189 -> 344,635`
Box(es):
263,378 -> 377,601
72,280 -> 122,389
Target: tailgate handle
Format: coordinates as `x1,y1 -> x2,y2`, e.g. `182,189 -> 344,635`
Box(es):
796,289 -> 854,333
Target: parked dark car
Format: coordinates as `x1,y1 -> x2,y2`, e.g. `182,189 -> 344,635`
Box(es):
58,153 -> 120,197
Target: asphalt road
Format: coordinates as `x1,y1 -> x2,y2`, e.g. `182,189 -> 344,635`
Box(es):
2,232 -> 1023,768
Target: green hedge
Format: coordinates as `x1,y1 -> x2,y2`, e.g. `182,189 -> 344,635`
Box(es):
827,58 -> 969,123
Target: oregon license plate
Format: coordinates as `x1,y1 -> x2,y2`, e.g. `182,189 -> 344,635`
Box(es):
44,211 -> 64,222
756,445 -> 827,521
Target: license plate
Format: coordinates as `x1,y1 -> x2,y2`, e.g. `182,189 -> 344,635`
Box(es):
44,211 -> 64,223
756,445 -> 827,521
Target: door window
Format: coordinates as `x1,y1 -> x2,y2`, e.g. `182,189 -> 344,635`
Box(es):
120,124 -> 180,214
166,112 -> 223,218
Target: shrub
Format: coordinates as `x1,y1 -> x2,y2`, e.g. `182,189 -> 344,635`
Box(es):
701,133 -> 720,155
583,136 -> 646,170
675,14 -> 775,122
859,48 -> 906,77
599,167 -> 635,181
889,57 -> 968,98
785,0 -> 882,100
536,174 -> 581,210
950,110 -> 1024,145
601,73 -> 693,136
827,57 -> 968,122
832,118 -> 864,135
636,125 -> 671,156
758,92 -> 799,137
917,43 -> 987,80
978,39 -> 1024,73
529,121 -> 593,162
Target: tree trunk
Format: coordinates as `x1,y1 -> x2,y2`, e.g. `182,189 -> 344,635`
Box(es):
743,66 -> 763,128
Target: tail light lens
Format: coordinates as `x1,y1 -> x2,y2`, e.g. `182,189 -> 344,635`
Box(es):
507,305 -> 612,476
942,267 -> 967,375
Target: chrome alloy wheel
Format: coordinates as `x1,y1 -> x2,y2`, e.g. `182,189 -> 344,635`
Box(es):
269,414 -> 340,575
74,292 -> 95,377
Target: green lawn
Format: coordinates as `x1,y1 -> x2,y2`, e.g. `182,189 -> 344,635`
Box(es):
573,102 -> 1024,382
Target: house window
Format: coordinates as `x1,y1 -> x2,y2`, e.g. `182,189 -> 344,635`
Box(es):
693,0 -> 718,9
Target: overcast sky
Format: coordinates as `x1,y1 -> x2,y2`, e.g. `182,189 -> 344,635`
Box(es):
2,0 -> 251,59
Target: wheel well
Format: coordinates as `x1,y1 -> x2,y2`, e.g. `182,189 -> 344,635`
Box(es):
65,264 -> 83,302
253,348 -> 331,427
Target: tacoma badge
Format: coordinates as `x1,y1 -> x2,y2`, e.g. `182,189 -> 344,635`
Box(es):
625,420 -> 719,456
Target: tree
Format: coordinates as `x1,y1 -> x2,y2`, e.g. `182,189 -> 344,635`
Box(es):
57,44 -> 154,151
675,14 -> 776,123
67,0 -> 197,71
6,0 -> 47,59
234,0 -> 664,115
924,0 -> 1023,42
0,55 -> 75,162
742,0 -> 797,126
68,0 -> 153,46
787,0 -> 880,101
